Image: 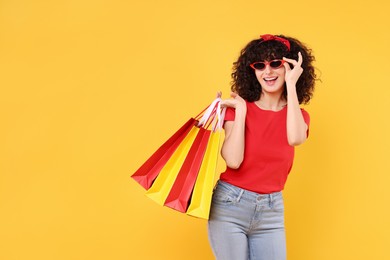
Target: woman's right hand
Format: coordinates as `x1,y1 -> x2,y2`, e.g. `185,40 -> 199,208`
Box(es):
218,92 -> 246,111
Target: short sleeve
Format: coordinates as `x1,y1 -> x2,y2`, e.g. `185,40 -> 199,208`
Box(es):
301,108 -> 310,137
222,107 -> 235,129
224,107 -> 236,121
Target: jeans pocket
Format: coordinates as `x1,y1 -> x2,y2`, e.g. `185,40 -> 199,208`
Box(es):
212,183 -> 240,206
212,190 -> 236,204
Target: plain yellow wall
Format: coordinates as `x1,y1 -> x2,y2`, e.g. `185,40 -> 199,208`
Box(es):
1,0 -> 390,259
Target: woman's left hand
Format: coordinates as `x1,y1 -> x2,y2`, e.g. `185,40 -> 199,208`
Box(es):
283,52 -> 304,87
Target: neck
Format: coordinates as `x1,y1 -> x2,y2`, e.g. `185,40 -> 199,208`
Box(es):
256,93 -> 286,111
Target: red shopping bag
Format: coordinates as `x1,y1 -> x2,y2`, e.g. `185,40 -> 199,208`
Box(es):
131,118 -> 197,189
164,127 -> 211,212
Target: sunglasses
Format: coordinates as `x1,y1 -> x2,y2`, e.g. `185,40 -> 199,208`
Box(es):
249,59 -> 285,70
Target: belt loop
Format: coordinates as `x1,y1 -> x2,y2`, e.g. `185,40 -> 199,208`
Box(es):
269,193 -> 274,208
237,189 -> 244,203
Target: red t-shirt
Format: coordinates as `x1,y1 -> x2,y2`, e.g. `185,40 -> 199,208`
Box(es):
219,101 -> 310,194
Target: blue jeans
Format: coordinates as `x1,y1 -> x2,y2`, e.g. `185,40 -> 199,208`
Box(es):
208,181 -> 286,260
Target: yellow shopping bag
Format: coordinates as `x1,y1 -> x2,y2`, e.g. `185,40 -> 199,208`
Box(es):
186,102 -> 224,219
186,131 -> 221,219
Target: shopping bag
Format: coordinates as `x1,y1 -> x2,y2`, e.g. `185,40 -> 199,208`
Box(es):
145,126 -> 200,205
131,118 -> 197,189
186,103 -> 225,219
186,131 -> 221,219
164,127 -> 211,212
145,99 -> 221,206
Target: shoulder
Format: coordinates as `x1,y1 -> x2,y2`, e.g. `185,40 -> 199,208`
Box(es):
224,100 -> 251,121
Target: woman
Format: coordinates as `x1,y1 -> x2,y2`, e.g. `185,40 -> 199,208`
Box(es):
208,34 -> 317,260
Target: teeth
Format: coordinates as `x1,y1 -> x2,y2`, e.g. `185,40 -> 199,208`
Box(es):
264,77 -> 277,81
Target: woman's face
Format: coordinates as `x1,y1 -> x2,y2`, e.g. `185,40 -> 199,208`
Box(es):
254,60 -> 286,95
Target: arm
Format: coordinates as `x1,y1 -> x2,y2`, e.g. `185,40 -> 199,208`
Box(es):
220,92 -> 247,169
286,87 -> 308,146
283,52 -> 308,146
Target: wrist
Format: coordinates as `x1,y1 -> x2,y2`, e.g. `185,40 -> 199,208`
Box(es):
286,84 -> 298,95
285,81 -> 296,88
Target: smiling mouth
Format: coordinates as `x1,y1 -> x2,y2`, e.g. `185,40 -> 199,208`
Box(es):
264,76 -> 278,82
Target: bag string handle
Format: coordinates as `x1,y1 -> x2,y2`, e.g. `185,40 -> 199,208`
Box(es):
212,101 -> 226,132
204,103 -> 218,129
195,97 -> 226,131
197,98 -> 221,127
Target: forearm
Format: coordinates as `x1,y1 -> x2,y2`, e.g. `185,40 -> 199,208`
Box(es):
286,86 -> 308,146
221,107 -> 246,169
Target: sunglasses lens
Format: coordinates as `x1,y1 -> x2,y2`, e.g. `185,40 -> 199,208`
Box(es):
252,62 -> 265,70
270,60 -> 283,68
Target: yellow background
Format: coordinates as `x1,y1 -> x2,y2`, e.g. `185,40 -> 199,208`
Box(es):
1,0 -> 389,259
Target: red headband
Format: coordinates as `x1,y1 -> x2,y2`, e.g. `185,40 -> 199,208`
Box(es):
260,34 -> 290,51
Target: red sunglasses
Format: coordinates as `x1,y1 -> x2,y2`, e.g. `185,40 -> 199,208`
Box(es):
250,59 -> 286,70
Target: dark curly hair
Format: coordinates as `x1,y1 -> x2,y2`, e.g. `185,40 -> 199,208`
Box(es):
231,35 -> 317,104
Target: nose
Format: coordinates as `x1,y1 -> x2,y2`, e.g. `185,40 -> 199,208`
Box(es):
264,64 -> 272,74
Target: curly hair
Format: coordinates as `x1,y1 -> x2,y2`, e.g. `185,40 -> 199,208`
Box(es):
231,35 -> 317,104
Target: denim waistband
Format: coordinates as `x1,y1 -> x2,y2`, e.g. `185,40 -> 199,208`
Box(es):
216,180 -> 282,202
